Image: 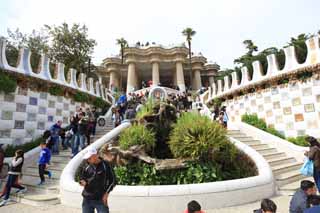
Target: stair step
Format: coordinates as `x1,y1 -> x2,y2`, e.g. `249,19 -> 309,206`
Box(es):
278,177 -> 314,195
22,174 -> 59,187
249,143 -> 269,149
230,136 -> 255,141
25,167 -> 63,177
268,157 -> 296,167
24,170 -> 61,180
28,165 -> 64,172
51,155 -> 72,162
256,147 -> 278,155
276,170 -> 305,186
241,140 -> 261,145
272,162 -> 303,176
262,152 -> 286,160
227,133 -> 247,137
18,193 -> 60,206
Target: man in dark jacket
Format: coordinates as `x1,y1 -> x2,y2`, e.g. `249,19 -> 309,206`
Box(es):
80,147 -> 116,213
289,180 -> 317,213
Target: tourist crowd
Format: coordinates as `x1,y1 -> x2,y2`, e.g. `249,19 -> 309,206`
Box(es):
1,90 -> 320,212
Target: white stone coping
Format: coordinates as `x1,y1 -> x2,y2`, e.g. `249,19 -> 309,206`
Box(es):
235,122 -> 307,162
60,119 -> 275,211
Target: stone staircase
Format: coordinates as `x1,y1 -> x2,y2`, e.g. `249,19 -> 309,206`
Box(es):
13,121 -> 114,206
227,130 -> 311,196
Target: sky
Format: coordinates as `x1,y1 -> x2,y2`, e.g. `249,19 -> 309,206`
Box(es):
1,0 -> 319,69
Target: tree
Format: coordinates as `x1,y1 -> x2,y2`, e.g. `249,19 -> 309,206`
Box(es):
182,27 -> 196,90
116,38 -> 128,91
285,33 -> 310,63
5,28 -> 49,69
45,23 -> 97,76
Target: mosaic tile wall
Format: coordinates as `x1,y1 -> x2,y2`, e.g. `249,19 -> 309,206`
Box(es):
0,87 -> 90,146
225,77 -> 320,138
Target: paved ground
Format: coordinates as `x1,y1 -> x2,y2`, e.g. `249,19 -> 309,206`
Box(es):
0,195 -> 291,213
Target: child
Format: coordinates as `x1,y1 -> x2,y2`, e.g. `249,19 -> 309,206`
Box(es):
184,200 -> 205,213
38,142 -> 52,185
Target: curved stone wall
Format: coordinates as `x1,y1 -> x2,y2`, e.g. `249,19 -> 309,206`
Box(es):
0,39 -> 113,104
0,39 -> 114,145
206,36 -> 320,101
205,36 -> 320,138
60,121 -> 275,213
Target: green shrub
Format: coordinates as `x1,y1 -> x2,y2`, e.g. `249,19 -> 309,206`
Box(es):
0,71 -> 17,94
4,137 -> 44,157
266,127 -> 285,139
287,136 -> 309,147
136,99 -> 155,119
241,114 -> 267,131
48,85 -> 64,96
119,124 -> 156,151
74,91 -> 89,102
93,97 -> 108,109
169,112 -> 232,161
114,157 -> 257,185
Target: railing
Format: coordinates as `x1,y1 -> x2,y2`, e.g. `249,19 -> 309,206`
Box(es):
0,39 -> 114,104
206,36 -> 320,103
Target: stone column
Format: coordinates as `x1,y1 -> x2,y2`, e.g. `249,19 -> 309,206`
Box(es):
175,61 -> 185,92
192,69 -> 202,90
172,69 -> 177,87
209,76 -> 214,85
152,62 -> 160,86
126,63 -> 136,94
109,71 -> 119,90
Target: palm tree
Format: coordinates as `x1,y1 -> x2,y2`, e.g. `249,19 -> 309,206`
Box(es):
116,38 -> 128,91
182,28 -> 196,90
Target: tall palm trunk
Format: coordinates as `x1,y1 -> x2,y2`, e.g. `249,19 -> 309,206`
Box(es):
188,40 -> 192,90
120,47 -> 124,92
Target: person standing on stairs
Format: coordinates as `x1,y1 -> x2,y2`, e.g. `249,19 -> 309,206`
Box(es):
79,147 -> 116,213
305,136 -> 320,192
38,142 -> 52,185
0,150 -> 26,207
50,120 -> 62,155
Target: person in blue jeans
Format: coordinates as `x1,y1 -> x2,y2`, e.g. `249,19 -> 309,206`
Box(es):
306,136 -> 320,192
0,150 -> 26,207
50,120 -> 62,155
80,148 -> 116,213
72,113 -> 87,157
38,142 -> 52,185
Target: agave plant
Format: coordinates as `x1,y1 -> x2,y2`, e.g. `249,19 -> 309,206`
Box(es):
169,112 -> 234,162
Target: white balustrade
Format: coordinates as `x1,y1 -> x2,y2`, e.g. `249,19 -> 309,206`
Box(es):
223,75 -> 230,92
56,63 -> 67,84
88,78 -> 95,95
231,71 -> 239,89
17,48 -> 33,75
217,80 -> 223,95
95,81 -> 101,97
38,54 -> 52,80
79,73 -> 87,91
305,35 -> 320,66
69,68 -> 79,88
252,60 -> 264,82
240,67 -> 250,86
283,46 -> 299,72
266,54 -> 279,77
